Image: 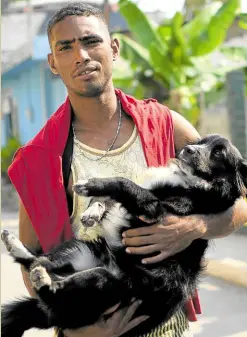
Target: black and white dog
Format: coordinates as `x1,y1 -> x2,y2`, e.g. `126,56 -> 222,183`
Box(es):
2,134 -> 247,337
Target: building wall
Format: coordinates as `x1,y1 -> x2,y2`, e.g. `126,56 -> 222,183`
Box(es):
2,61 -> 45,145
2,60 -> 67,146
44,67 -> 67,117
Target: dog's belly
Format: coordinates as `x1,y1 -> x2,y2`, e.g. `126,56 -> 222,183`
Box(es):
69,245 -> 99,271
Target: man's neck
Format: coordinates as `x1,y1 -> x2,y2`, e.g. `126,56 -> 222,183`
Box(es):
68,86 -> 118,131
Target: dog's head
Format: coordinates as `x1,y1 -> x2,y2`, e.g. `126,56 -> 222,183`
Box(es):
178,134 -> 247,196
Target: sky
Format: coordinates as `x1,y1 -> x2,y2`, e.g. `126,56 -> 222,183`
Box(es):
9,0 -> 247,16
131,0 -> 185,15
114,0 -> 246,16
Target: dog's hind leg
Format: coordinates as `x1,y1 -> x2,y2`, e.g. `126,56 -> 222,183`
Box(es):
80,200 -> 106,227
73,177 -> 163,219
1,297 -> 51,337
43,267 -> 124,329
1,229 -> 35,267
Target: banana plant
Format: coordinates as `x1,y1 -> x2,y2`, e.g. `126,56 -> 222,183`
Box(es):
113,0 -> 241,125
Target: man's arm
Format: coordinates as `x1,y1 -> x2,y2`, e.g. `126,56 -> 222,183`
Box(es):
19,199 -> 41,297
170,109 -> 201,151
122,110 -> 247,264
170,109 -> 247,237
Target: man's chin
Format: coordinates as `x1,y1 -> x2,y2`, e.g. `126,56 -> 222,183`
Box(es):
72,84 -> 105,98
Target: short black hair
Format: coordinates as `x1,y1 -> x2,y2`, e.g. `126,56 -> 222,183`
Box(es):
47,2 -> 107,45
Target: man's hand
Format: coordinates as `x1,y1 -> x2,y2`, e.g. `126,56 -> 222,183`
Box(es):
122,215 -> 207,264
64,299 -> 149,337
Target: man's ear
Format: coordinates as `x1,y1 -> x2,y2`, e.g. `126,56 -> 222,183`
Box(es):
111,38 -> 120,62
47,53 -> 59,75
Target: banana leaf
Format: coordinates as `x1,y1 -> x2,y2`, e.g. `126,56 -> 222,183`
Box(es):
114,33 -> 152,70
188,0 -> 240,56
118,0 -> 166,51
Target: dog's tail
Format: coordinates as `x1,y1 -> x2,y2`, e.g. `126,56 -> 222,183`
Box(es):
1,297 -> 51,337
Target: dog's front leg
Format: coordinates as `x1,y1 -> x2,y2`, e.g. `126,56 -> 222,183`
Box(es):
73,177 -> 163,219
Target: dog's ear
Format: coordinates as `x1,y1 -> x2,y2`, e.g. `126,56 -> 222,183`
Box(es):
238,160 -> 247,196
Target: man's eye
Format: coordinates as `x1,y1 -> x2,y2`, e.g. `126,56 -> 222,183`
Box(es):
60,45 -> 71,51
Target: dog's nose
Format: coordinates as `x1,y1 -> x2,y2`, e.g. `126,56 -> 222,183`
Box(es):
184,145 -> 196,155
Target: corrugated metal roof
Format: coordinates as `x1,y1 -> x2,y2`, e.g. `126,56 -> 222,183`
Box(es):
2,12 -> 46,73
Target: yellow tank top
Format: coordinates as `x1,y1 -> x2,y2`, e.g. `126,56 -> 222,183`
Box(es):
56,126 -> 192,337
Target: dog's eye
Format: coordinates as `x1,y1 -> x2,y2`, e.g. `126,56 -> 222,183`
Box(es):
214,150 -> 221,156
213,146 -> 224,157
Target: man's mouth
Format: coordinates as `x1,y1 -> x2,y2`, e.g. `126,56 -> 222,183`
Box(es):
74,66 -> 97,78
79,70 -> 95,76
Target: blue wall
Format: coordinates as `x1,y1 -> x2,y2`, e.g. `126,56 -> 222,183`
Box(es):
2,60 -> 67,146
44,69 -> 67,117
2,61 -> 46,145
1,118 -> 7,147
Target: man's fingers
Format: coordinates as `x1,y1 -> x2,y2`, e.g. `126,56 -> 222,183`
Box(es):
120,299 -> 142,327
139,215 -> 157,223
122,235 -> 158,247
119,315 -> 150,336
162,215 -> 179,224
102,302 -> 121,315
126,244 -> 161,255
123,225 -> 159,238
142,251 -> 169,264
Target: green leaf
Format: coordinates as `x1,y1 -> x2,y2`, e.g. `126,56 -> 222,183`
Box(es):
238,13 -> 247,30
156,25 -> 172,42
113,33 -> 151,69
149,42 -> 185,88
219,46 -> 247,60
118,0 -> 166,51
182,2 -> 221,40
169,12 -> 191,65
188,0 -> 240,56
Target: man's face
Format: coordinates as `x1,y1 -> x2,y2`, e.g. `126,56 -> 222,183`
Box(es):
48,15 -> 119,97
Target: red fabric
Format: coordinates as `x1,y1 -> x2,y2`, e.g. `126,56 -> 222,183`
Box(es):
8,88 -> 201,321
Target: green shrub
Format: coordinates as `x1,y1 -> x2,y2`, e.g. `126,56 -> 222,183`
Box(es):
1,137 -> 22,178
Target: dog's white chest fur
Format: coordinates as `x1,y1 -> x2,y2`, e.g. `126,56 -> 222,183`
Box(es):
137,163 -> 187,190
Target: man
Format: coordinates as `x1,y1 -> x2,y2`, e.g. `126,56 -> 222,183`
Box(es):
8,2 -> 247,337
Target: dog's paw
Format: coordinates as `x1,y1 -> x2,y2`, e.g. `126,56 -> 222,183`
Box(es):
30,266 -> 52,290
80,202 -> 106,227
1,229 -> 12,251
49,281 -> 63,293
73,179 -> 90,196
137,200 -> 162,220
1,229 -> 33,260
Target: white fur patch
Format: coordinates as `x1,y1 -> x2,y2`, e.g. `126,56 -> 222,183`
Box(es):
1,230 -> 34,260
137,164 -> 187,190
69,246 -> 98,271
103,203 -> 131,248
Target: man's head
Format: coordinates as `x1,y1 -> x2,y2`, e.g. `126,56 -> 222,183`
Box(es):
47,2 -> 119,97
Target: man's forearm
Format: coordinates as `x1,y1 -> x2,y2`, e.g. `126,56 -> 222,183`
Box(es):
201,198 -> 247,240
21,266 -> 37,297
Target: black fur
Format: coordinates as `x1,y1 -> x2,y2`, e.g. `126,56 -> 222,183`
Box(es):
2,134 -> 247,337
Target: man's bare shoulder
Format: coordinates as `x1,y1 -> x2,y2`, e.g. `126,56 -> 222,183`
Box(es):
169,109 -> 201,151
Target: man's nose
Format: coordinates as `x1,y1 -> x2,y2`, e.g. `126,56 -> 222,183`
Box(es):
74,46 -> 90,64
